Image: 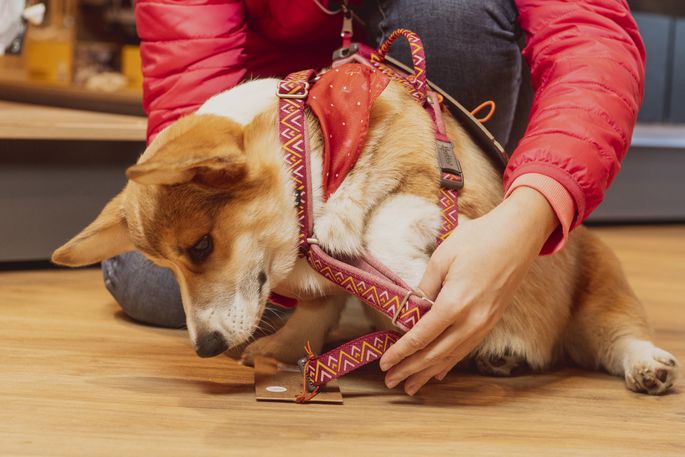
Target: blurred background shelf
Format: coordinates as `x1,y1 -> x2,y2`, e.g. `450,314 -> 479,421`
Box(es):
630,123 -> 685,148
0,100 -> 145,140
589,123 -> 685,223
0,58 -> 143,116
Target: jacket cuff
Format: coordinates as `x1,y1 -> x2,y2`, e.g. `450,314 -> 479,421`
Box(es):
504,173 -> 576,255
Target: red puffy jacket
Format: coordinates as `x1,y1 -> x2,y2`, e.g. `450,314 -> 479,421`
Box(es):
135,0 -> 645,228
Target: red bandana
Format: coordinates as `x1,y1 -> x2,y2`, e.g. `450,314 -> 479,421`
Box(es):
307,63 -> 390,199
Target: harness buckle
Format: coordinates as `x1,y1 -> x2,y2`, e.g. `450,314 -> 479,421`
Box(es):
276,81 -> 310,100
392,289 -> 434,327
297,357 -> 317,393
437,140 -> 464,190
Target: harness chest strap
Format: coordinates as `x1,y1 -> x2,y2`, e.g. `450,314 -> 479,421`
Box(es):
277,69 -> 438,327
276,68 -> 317,256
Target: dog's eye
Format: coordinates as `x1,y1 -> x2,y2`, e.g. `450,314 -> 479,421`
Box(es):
188,234 -> 213,263
258,270 -> 267,294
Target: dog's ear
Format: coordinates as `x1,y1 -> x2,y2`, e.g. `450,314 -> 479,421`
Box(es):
126,154 -> 247,188
126,115 -> 247,188
52,192 -> 133,267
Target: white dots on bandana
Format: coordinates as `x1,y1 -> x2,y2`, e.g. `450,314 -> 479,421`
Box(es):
342,121 -> 346,126
329,84 -> 333,89
356,101 -> 361,106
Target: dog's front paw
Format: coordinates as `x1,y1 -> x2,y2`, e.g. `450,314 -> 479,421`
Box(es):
314,208 -> 364,257
241,334 -> 307,366
624,345 -> 679,395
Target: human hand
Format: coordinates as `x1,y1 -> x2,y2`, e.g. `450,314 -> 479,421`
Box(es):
379,186 -> 560,395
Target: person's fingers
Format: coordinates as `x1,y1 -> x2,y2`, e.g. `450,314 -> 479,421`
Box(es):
379,281 -> 463,372
397,328 -> 479,395
416,255 -> 447,302
435,366 -> 451,381
384,338 -> 448,389
436,349 -> 469,381
403,362 -> 448,396
386,319 -> 486,390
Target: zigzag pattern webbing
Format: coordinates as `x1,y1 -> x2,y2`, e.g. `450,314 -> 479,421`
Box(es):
373,28 -> 428,103
303,332 -> 400,386
307,247 -> 430,332
438,173 -> 460,243
277,70 -> 315,254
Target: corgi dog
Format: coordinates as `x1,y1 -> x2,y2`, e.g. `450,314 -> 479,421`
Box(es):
53,76 -> 678,395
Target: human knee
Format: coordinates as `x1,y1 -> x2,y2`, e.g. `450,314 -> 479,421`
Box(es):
384,0 -> 518,40
102,252 -> 186,328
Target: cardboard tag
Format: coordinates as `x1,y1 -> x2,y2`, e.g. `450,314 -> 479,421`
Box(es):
254,357 -> 343,404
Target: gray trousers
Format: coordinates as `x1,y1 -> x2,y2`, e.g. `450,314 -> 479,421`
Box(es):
102,0 -> 532,328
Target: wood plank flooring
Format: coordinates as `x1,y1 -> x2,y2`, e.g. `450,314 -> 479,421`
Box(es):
1,226 -> 683,456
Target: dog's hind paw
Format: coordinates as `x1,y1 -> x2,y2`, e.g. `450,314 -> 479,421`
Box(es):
624,343 -> 679,395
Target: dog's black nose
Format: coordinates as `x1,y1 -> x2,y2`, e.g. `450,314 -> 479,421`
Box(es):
194,331 -> 228,358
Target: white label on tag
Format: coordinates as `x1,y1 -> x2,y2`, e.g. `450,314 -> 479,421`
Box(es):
265,385 -> 288,393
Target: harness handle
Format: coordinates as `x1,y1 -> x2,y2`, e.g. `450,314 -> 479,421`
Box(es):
471,100 -> 496,123
375,29 -> 428,103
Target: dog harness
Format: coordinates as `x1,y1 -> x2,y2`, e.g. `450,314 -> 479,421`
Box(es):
274,29 -> 492,402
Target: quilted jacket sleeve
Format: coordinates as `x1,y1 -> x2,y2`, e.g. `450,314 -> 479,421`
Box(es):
135,0 -> 247,141
506,0 -> 646,227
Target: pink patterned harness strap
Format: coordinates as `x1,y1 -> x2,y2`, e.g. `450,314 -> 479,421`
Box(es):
276,69 -> 317,256
276,30 -> 462,402
372,28 -> 428,104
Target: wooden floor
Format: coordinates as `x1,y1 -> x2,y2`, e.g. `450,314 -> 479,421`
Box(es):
1,226 -> 683,456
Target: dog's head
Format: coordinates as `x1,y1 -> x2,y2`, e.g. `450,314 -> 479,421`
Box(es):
53,87 -> 299,357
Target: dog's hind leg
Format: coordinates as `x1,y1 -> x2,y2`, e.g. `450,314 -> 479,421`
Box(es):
242,295 -> 346,365
563,232 -> 679,395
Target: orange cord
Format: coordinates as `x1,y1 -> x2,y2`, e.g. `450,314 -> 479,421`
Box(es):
295,341 -> 320,403
471,100 -> 496,123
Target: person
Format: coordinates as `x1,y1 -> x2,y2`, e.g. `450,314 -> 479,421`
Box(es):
103,0 -> 645,395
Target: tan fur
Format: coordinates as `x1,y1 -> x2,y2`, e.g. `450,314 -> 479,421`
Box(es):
53,77 -> 678,394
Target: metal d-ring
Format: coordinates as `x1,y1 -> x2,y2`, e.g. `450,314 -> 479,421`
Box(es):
392,289 -> 434,326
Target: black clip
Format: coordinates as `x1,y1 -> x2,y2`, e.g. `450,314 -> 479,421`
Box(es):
437,140 -> 464,190
332,42 -> 360,62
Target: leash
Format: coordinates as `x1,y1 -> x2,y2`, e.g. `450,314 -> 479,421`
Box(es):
276,29 -> 467,402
